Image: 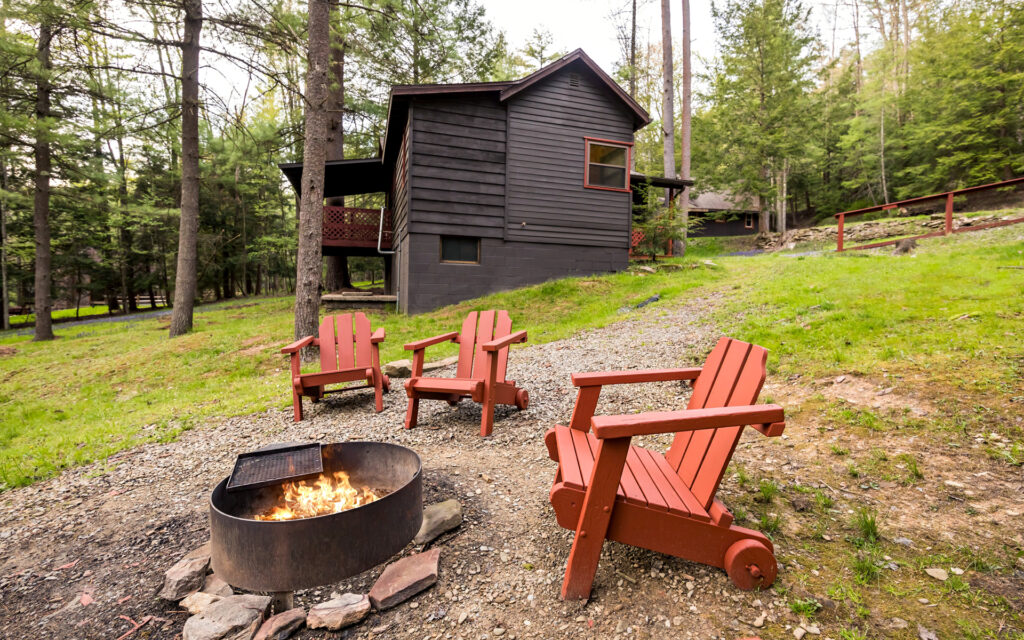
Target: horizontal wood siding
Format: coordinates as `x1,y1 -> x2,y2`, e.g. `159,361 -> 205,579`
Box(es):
408,96 -> 506,239
391,110 -> 412,243
505,67 -> 635,247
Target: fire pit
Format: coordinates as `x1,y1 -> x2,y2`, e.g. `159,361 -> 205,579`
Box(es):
209,442 -> 422,593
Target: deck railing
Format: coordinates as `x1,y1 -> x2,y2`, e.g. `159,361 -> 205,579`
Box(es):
834,177 -> 1024,252
323,206 -> 392,250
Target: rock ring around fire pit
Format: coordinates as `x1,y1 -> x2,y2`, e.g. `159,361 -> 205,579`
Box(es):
210,442 -> 422,593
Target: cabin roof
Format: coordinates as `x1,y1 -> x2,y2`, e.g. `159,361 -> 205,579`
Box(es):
283,49 -> 654,196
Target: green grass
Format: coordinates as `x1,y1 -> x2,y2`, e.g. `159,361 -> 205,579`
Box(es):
0,260 -> 726,489
9,304 -> 116,325
1,223 -> 1021,491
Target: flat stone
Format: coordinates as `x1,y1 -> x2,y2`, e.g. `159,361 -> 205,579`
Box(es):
794,627 -> 807,639
254,607 -> 306,640
307,593 -> 369,631
383,359 -> 412,378
183,594 -> 271,640
893,537 -> 913,547
918,625 -> 939,640
752,613 -> 766,627
160,555 -> 211,601
185,541 -> 212,560
890,618 -> 909,630
181,591 -> 223,615
202,573 -> 234,597
414,500 -> 463,545
925,567 -> 948,581
424,355 -> 459,372
369,548 -> 440,609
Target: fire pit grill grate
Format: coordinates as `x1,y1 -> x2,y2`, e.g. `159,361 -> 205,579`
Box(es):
226,443 -> 323,492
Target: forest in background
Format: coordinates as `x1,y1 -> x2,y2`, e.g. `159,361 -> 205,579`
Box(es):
0,0 -> 1021,333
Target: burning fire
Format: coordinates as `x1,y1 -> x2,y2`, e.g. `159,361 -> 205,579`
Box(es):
255,471 -> 380,521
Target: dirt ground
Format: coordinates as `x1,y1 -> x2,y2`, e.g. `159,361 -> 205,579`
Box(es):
1,295 -> 1022,640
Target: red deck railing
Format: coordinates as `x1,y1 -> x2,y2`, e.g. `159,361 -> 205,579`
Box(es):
834,177 -> 1024,252
323,206 -> 392,250
629,228 -> 674,259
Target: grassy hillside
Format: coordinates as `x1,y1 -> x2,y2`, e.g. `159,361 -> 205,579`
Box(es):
1,225 -> 1021,490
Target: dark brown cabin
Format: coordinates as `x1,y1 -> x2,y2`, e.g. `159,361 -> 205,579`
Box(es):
281,49 -> 690,313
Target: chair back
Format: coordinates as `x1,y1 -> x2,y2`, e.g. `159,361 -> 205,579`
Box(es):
665,337 -> 769,510
318,312 -> 373,373
455,310 -> 513,381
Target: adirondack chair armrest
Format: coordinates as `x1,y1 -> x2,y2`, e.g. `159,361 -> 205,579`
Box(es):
481,330 -> 528,351
571,367 -> 703,388
281,336 -> 316,354
370,328 -> 386,344
404,331 -> 459,351
591,404 -> 785,439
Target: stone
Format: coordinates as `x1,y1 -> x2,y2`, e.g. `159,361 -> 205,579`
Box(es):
182,594 -> 271,640
944,480 -> 965,489
383,359 -> 412,378
181,591 -> 223,615
893,537 -> 913,547
893,237 -> 917,254
423,355 -> 459,372
794,627 -> 807,639
308,594 -> 369,631
950,567 -> 964,576
790,495 -> 813,512
925,567 -> 948,581
202,573 -> 234,597
918,624 -> 939,640
414,500 -> 463,545
253,608 -> 306,640
160,555 -> 211,601
369,548 -> 441,609
1016,557 -> 1024,571
804,623 -> 821,634
890,618 -> 909,630
753,613 -> 766,628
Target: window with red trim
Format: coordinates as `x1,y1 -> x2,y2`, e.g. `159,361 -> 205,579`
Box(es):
584,138 -> 631,191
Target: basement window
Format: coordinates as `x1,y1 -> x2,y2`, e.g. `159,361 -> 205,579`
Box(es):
584,138 -> 631,192
744,214 -> 755,229
440,236 -> 480,264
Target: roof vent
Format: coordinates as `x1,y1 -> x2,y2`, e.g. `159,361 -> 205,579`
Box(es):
568,72 -> 581,88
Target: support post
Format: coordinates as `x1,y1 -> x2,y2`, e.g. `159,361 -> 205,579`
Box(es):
944,192 -> 954,235
836,214 -> 845,252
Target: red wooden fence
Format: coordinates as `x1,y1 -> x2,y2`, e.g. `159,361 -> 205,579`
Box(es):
323,206 -> 392,249
834,177 -> 1024,252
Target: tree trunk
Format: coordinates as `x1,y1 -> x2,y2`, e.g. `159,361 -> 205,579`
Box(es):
169,0 -> 202,337
0,156 -> 9,331
678,0 -> 691,257
660,0 -> 675,195
629,0 -> 637,97
879,98 -> 889,203
757,167 -> 770,233
324,19 -> 350,291
852,0 -> 863,94
776,161 -> 788,235
32,16 -> 54,341
294,0 -> 332,353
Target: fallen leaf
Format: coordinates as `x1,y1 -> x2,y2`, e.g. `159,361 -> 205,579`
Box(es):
79,593 -> 94,606
57,560 -> 79,570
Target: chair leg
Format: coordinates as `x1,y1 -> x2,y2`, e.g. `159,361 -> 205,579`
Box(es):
292,388 -> 303,422
372,372 -> 384,413
480,397 -> 495,437
404,397 -> 419,429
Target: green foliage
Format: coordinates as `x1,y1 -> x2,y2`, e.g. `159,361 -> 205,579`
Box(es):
757,478 -> 779,503
789,597 -> 821,617
852,507 -> 880,545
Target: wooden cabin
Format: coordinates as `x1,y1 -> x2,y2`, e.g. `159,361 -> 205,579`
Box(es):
281,49 -> 690,314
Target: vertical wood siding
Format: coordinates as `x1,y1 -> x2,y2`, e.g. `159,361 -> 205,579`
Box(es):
505,67 -> 635,247
408,96 -> 507,238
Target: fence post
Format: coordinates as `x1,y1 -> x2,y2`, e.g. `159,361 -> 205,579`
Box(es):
944,193 -> 954,235
837,214 -> 845,252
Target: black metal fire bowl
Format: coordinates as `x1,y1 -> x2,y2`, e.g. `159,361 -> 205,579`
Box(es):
209,441 -> 422,593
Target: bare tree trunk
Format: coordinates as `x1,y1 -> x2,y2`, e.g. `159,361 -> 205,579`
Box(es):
879,98 -> 889,203
324,16 -> 350,291
629,0 -> 637,97
852,0 -> 863,94
660,0 -> 675,190
294,0 -> 332,352
33,16 -> 54,341
0,157 -> 9,331
678,0 -> 691,257
776,161 -> 788,235
757,167 -> 770,234
169,0 -> 202,337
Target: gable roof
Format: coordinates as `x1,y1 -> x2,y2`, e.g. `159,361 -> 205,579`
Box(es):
381,49 -> 650,163
500,49 -> 650,127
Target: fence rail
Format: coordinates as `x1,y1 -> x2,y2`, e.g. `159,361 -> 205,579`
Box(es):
834,176 -> 1024,252
323,206 -> 393,249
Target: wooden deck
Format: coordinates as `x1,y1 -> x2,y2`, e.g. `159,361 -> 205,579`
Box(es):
323,206 -> 393,250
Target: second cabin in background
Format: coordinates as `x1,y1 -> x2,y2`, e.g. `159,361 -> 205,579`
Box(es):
281,49 -> 690,314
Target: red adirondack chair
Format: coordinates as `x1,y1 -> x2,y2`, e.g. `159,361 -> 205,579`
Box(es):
281,312 -> 390,422
403,310 -> 529,436
545,337 -> 786,600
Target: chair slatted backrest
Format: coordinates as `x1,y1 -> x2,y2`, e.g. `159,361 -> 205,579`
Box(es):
318,313 -> 374,373
454,310 -> 513,381
664,337 -> 768,510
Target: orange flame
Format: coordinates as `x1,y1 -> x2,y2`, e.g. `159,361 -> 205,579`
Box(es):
255,471 -> 380,521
